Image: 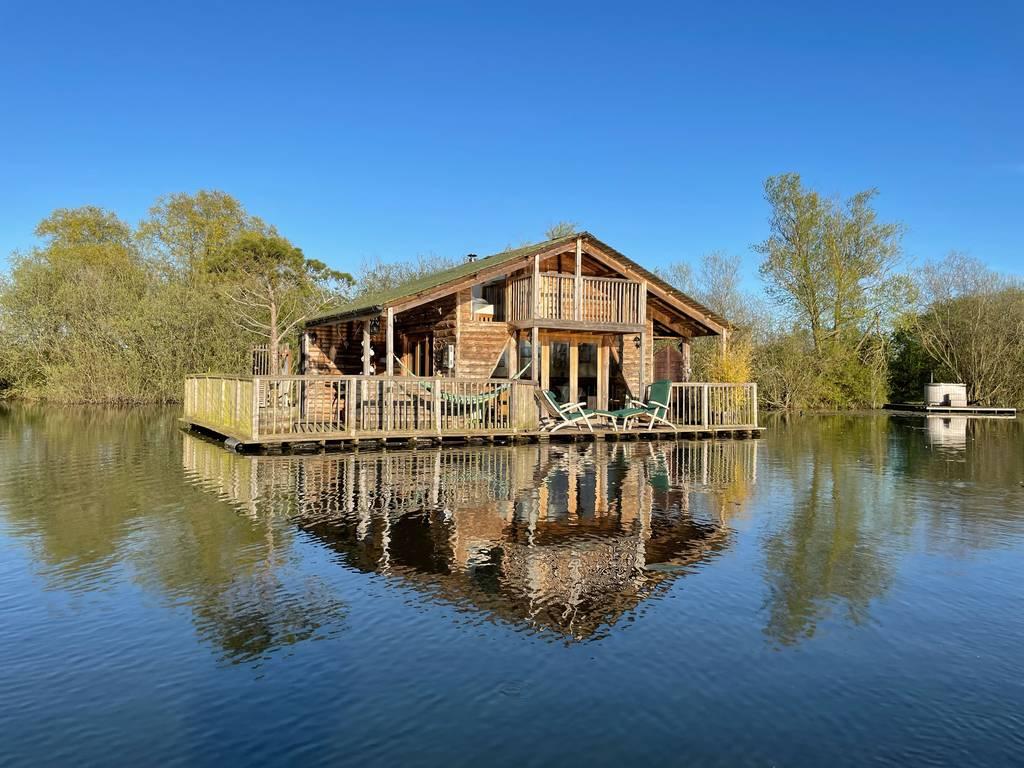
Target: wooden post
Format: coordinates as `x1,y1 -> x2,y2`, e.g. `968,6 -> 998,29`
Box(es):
362,320 -> 372,375
433,378 -> 442,435
532,252 -> 540,318
345,378 -> 355,436
508,335 -> 518,378
701,383 -> 710,427
597,341 -> 608,410
531,326 -> 539,384
540,335 -> 550,393
385,308 -> 394,376
574,236 -> 582,321
638,332 -> 646,399
384,308 -> 394,431
251,378 -> 260,441
569,342 -> 579,405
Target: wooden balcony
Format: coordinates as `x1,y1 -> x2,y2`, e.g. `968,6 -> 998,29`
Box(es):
507,273 -> 645,330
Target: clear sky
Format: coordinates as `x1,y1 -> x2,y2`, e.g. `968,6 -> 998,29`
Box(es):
1,1 -> 1021,285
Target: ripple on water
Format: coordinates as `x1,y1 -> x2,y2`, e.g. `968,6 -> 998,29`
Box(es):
1,408 -> 1024,766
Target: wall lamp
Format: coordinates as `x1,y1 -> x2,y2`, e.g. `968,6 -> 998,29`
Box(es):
633,335 -> 642,350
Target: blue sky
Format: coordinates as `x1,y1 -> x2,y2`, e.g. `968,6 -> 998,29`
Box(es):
1,1 -> 1021,287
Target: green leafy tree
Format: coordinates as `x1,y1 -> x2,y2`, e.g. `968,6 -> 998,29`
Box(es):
910,252 -> 1024,406
138,190 -> 269,385
755,173 -> 909,407
0,207 -> 150,401
139,190 -> 270,272
208,232 -> 353,374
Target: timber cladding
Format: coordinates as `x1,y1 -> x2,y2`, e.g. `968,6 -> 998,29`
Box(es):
455,288 -> 512,378
306,320 -> 385,375
617,319 -> 655,398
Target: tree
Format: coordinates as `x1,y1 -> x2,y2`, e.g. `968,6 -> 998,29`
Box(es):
755,173 -> 909,407
138,191 -> 269,386
544,221 -> 578,239
0,207 -> 150,401
352,253 -> 457,299
138,190 -> 270,272
658,251 -> 764,382
910,252 -> 1024,406
757,174 -> 906,353
209,233 -> 353,374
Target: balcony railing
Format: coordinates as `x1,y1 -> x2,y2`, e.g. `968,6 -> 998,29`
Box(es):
507,273 -> 644,326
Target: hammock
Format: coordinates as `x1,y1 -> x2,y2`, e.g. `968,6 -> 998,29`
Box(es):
392,355 -> 532,405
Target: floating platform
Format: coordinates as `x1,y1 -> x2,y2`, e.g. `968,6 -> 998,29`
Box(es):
883,403 -> 1017,416
180,419 -> 763,453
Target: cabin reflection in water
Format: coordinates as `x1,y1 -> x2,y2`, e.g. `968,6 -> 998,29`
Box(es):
183,438 -> 758,641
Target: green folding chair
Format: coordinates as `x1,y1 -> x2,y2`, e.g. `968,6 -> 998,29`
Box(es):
622,380 -> 678,431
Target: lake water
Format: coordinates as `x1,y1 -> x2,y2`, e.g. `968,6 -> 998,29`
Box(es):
1,406 -> 1022,767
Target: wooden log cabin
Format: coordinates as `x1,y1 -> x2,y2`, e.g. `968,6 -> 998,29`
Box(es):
182,232 -> 759,447
303,232 -> 728,403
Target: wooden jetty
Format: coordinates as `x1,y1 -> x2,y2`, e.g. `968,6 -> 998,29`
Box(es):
883,403 -> 1017,417
181,232 -> 761,450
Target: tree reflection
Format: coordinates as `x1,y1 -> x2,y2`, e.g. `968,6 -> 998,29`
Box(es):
0,404 -> 346,664
759,412 -> 1024,646
760,414 -> 902,645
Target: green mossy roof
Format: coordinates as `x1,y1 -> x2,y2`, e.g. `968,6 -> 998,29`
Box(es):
306,231 -> 728,331
306,233 -> 580,325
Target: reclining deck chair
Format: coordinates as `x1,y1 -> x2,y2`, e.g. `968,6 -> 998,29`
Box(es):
538,390 -> 619,434
619,380 -> 678,431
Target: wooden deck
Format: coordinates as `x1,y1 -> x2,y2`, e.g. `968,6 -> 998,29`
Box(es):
182,374 -> 760,449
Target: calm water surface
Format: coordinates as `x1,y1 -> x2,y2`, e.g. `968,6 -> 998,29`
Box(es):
1,406 -> 1023,767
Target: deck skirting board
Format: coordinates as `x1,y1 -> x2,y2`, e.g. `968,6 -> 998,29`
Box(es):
179,418 -> 762,451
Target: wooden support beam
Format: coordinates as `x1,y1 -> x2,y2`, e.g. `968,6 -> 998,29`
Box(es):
510,319 -> 645,333
574,236 -> 582,321
638,331 -> 646,397
540,334 -> 550,392
596,342 -> 606,409
532,252 -> 540,318
531,326 -> 540,383
385,308 -> 394,376
569,342 -> 579,404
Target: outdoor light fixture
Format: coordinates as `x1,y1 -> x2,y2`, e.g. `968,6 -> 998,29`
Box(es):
633,335 -> 641,350
369,317 -> 381,335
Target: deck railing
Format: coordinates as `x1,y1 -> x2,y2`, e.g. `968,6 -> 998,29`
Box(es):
507,274 -> 644,325
184,376 -> 758,443
184,375 -> 540,442
664,383 -> 758,429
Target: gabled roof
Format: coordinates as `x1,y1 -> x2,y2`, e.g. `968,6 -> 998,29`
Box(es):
306,231 -> 729,332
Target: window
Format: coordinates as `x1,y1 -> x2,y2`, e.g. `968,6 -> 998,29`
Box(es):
471,278 -> 506,321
